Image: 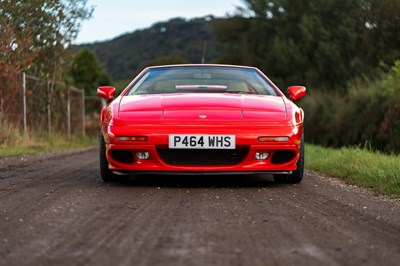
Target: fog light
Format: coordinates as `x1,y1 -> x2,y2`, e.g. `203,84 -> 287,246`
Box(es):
136,152 -> 150,160
255,152 -> 270,160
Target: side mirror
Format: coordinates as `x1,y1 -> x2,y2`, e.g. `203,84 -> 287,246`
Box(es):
288,86 -> 306,101
97,86 -> 116,101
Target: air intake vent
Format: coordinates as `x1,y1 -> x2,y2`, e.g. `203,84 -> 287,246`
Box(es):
157,148 -> 248,166
110,150 -> 134,164
271,150 -> 296,164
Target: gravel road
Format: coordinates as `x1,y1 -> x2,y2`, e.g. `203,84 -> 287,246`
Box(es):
0,148 -> 399,266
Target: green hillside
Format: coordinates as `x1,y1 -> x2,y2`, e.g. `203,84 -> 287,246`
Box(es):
81,16 -> 225,81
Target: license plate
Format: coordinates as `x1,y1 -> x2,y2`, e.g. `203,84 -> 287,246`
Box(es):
169,134 -> 236,149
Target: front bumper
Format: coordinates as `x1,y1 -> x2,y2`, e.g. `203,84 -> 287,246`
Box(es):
102,122 -> 303,173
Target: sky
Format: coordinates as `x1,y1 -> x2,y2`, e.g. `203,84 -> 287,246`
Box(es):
75,0 -> 244,44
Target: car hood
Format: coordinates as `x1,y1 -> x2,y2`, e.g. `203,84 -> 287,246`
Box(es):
118,94 -> 287,120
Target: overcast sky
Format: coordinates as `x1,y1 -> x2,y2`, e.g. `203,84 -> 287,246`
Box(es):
75,0 -> 244,44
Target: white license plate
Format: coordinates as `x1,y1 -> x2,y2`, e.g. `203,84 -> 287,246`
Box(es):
169,134 -> 236,149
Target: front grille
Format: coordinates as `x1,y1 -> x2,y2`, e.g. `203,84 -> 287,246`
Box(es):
157,148 -> 248,166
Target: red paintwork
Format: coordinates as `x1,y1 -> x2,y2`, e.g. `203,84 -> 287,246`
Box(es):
97,86 -> 116,100
288,86 -> 307,101
99,64 -> 306,174
119,94 -> 287,120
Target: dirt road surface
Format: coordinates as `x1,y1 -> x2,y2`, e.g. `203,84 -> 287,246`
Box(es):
0,149 -> 399,266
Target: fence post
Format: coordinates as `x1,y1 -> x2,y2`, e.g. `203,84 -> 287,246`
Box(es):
22,72 -> 27,137
47,81 -> 51,136
81,90 -> 85,135
67,87 -> 71,138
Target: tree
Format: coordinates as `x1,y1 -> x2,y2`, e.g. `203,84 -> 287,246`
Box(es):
1,0 -> 93,77
215,0 -> 399,90
264,0 -> 361,89
71,49 -> 112,96
0,17 -> 38,132
357,0 -> 400,69
214,16 -> 255,65
0,0 -> 93,132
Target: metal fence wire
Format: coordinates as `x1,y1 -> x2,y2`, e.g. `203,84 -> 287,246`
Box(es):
21,73 -> 86,138
67,87 -> 85,136
23,74 -> 49,135
85,96 -> 103,136
0,72 -> 103,140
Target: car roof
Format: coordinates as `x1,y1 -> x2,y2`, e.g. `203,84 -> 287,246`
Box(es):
145,64 -> 259,71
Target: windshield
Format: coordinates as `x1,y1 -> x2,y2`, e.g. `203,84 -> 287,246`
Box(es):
125,66 -> 279,96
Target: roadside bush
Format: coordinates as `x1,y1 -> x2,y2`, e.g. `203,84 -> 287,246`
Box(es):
302,60 -> 400,153
0,120 -> 23,146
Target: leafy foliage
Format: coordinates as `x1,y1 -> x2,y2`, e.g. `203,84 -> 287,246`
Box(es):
0,0 -> 93,136
0,0 -> 93,79
70,49 -> 111,96
215,0 -> 400,90
0,17 -> 38,131
212,0 -> 400,153
302,61 -> 400,153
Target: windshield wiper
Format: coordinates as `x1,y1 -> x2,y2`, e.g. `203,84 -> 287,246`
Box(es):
226,91 -> 256,94
133,91 -> 177,95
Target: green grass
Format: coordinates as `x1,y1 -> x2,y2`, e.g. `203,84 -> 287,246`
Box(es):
305,144 -> 400,197
0,133 -> 96,158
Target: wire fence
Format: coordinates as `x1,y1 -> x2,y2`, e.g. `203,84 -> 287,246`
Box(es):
0,72 -> 102,141
85,96 -> 104,137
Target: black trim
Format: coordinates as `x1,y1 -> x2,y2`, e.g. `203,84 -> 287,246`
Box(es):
113,171 -> 292,176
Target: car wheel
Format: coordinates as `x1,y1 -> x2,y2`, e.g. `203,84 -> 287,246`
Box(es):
100,134 -> 116,182
274,133 -> 304,184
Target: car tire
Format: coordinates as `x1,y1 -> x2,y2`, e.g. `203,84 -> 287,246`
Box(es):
100,134 -> 116,182
273,133 -> 304,184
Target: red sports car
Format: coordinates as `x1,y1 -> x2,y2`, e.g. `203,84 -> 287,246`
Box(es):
97,64 -> 306,183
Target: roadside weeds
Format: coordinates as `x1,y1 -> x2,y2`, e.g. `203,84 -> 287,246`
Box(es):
305,144 -> 400,198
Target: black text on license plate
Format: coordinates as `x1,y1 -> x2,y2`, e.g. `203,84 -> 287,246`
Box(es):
169,135 -> 236,149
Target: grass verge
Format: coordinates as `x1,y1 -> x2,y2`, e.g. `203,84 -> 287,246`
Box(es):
0,133 -> 96,158
305,144 -> 400,197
